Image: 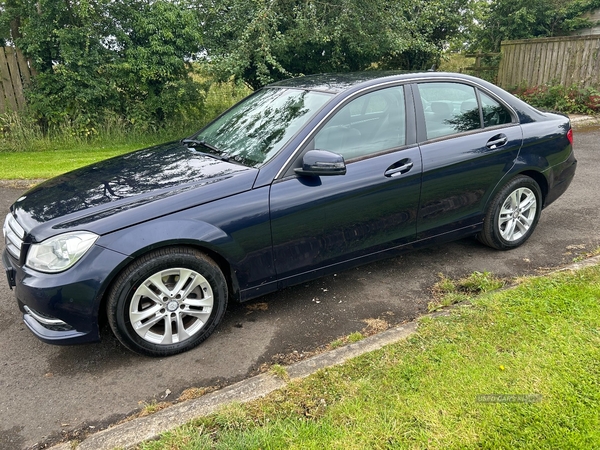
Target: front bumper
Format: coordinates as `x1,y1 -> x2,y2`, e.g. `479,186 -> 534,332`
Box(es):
2,245 -> 132,345
22,304 -> 90,343
2,248 -> 16,289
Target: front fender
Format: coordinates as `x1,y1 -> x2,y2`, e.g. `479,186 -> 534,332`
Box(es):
96,186 -> 276,301
97,219 -> 233,258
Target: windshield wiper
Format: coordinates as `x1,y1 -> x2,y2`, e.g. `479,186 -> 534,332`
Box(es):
181,139 -> 230,162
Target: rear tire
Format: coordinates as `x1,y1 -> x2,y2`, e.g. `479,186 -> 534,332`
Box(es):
107,247 -> 228,357
478,175 -> 542,250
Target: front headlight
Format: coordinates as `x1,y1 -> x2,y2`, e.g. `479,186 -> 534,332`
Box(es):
26,231 -> 99,273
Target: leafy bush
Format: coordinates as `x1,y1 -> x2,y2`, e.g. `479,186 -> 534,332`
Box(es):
0,75 -> 250,153
4,0 -> 206,136
511,83 -> 600,114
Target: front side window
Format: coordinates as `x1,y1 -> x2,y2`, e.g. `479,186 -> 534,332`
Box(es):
312,86 -> 406,160
194,88 -> 332,167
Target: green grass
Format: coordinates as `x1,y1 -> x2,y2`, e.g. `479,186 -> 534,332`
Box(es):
0,143 -> 149,179
137,265 -> 600,449
270,364 -> 291,382
438,53 -> 476,74
429,271 -> 506,311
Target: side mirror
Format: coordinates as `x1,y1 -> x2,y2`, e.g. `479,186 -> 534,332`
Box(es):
294,150 -> 346,177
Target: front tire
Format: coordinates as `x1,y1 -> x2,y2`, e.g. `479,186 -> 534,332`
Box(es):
478,175 -> 542,250
107,247 -> 228,357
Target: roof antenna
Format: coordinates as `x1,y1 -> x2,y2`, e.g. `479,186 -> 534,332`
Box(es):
428,64 -> 437,72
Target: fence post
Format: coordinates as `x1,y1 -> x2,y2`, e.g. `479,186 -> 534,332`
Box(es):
463,52 -> 500,82
0,46 -> 34,113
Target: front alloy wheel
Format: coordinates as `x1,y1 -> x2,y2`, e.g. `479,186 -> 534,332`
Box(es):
107,247 -> 227,356
129,267 -> 214,345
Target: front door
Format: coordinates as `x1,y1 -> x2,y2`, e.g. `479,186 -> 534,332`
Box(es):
269,84 -> 422,283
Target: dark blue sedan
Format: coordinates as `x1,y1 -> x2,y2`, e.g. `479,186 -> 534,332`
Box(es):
2,72 -> 576,356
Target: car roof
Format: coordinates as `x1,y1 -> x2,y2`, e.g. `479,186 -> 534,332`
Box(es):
266,71 -> 482,94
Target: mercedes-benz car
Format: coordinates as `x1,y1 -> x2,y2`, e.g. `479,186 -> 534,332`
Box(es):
2,72 -> 576,356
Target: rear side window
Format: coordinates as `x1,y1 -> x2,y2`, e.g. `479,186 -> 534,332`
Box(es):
417,82 -> 513,141
417,82 -> 480,140
480,91 -> 513,128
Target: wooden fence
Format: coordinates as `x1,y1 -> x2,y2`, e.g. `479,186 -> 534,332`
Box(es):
462,52 -> 500,82
497,35 -> 600,89
0,46 -> 35,113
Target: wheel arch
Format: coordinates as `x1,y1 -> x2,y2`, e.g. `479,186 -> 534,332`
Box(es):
516,169 -> 548,207
484,169 -> 548,222
478,172 -> 544,250
94,220 -> 244,328
103,244 -> 232,356
96,241 -> 240,329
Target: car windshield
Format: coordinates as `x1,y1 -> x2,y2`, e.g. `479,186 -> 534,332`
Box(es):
192,87 -> 333,167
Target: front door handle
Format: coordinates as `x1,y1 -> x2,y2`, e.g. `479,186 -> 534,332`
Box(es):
384,160 -> 414,177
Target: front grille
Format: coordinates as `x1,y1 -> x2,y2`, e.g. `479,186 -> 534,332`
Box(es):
3,213 -> 25,260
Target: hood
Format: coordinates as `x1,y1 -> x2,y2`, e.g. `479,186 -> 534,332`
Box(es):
12,141 -> 257,240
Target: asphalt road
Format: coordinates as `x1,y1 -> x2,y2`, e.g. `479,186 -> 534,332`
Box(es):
1,127 -> 599,450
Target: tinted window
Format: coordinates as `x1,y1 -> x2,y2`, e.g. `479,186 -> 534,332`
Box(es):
480,91 -> 513,127
313,86 -> 406,160
418,82 -> 481,140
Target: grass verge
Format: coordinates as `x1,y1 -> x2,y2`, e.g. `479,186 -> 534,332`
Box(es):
428,270 -> 506,312
137,265 -> 600,449
0,143 -> 148,180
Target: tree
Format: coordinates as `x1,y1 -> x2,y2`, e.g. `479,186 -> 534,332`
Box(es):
474,0 -> 600,52
199,0 -> 470,89
0,0 -> 204,133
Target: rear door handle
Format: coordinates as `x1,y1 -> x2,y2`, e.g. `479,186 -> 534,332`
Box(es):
384,161 -> 414,177
486,134 -> 508,149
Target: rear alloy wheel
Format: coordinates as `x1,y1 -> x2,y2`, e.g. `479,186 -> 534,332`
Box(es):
478,175 -> 542,250
107,247 -> 227,356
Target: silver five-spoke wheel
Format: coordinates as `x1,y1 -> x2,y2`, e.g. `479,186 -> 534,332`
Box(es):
130,268 -> 214,345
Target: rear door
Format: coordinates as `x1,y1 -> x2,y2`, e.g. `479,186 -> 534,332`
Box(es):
414,81 -> 523,238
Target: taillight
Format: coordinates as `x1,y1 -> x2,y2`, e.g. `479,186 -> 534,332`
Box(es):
567,128 -> 573,145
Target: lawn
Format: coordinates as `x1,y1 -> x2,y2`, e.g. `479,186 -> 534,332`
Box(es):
0,144 -> 147,180
137,265 -> 600,449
